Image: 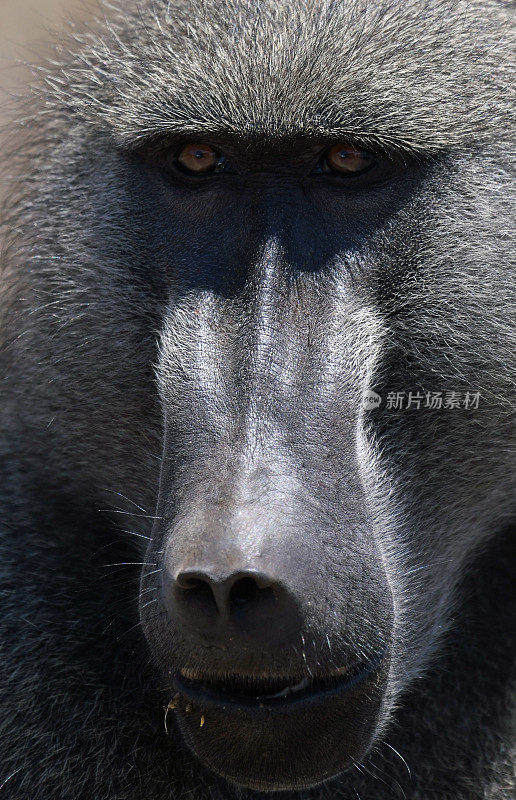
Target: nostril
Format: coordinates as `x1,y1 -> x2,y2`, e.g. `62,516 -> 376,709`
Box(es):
168,567 -> 298,644
230,577 -> 259,607
230,576 -> 275,609
175,571 -> 219,616
176,574 -> 203,591
172,569 -> 279,622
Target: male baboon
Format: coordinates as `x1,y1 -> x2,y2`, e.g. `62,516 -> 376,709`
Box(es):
0,1 -> 514,798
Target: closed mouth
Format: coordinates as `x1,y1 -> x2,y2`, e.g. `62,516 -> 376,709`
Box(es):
175,656 -> 383,709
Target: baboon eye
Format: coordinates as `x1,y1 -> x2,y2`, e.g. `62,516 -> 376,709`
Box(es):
175,143 -> 230,175
316,144 -> 375,177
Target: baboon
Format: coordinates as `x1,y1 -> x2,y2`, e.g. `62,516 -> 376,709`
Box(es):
0,0 -> 515,798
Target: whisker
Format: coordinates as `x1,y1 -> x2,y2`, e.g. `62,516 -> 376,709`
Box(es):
98,509 -> 162,520
0,767 -> 23,790
115,620 -> 144,642
120,530 -> 152,541
104,490 -> 150,513
383,743 -> 412,777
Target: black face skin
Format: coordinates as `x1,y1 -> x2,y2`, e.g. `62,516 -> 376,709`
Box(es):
137,137 -> 420,790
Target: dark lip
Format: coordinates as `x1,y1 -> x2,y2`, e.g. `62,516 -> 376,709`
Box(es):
174,653 -> 384,710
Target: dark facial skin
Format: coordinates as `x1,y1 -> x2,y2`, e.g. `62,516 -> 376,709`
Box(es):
136,136 -> 422,790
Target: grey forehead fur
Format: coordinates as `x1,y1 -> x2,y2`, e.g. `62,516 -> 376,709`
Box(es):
40,0 -> 514,152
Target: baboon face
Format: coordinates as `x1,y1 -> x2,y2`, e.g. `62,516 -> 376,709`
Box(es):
17,0 -> 510,793
134,135 -> 507,788
139,138 -> 404,789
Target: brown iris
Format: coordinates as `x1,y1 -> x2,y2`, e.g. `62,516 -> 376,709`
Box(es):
325,144 -> 374,175
177,143 -> 219,174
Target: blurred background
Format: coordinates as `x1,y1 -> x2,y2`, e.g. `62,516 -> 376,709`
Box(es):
0,0 -> 98,124
0,1 -> 101,207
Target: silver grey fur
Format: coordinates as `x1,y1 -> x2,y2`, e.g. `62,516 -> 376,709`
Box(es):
0,0 -> 515,798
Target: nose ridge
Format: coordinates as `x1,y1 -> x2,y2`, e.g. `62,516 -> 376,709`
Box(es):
168,565 -> 299,645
